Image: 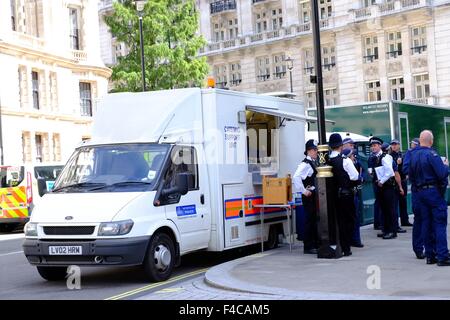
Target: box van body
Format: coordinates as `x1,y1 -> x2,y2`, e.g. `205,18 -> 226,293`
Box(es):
0,164 -> 63,231
23,88 -> 313,281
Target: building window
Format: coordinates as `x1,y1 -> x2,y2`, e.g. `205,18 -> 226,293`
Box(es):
319,0 -> 333,20
212,22 -> 225,42
362,0 -> 376,7
411,26 -> 427,54
299,0 -> 332,23
271,8 -> 283,30
214,64 -> 228,88
79,82 -> 92,116
299,1 -> 310,23
229,62 -> 242,86
386,31 -> 402,59
414,74 -> 430,99
35,134 -> 43,163
228,18 -> 238,40
10,0 -> 16,31
366,80 -> 381,101
390,77 -> 405,100
69,8 -> 80,50
322,45 -> 336,71
256,56 -> 271,81
255,11 -> 268,33
363,35 -> 378,63
324,88 -> 338,106
272,53 -> 286,79
303,48 -> 314,75
305,91 -> 316,109
31,71 -> 39,110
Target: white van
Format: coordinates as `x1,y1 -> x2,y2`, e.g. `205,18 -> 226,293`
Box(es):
0,164 -> 63,232
23,88 -> 318,281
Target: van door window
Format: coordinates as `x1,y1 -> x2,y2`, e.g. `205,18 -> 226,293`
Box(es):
166,146 -> 199,191
0,166 -> 25,188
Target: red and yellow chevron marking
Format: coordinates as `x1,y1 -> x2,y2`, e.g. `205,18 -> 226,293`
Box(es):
224,199 -> 242,219
0,186 -> 28,219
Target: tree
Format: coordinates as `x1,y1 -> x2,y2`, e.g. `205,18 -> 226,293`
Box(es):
104,0 -> 209,92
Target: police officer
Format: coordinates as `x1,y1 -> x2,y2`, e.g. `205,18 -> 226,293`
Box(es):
368,139 -> 383,231
328,133 -> 360,256
293,139 -> 319,254
342,148 -> 364,248
383,142 -> 407,235
409,130 -> 450,266
403,138 -> 425,259
390,139 -> 413,227
369,137 -> 397,239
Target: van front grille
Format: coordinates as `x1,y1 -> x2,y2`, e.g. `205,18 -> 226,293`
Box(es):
43,226 -> 95,236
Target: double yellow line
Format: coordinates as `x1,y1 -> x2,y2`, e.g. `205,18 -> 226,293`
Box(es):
105,268 -> 209,300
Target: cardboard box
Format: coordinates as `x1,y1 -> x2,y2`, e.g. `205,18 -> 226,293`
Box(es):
262,175 -> 292,205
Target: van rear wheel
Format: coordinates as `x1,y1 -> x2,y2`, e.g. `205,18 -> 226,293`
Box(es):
36,266 -> 67,281
143,232 -> 175,282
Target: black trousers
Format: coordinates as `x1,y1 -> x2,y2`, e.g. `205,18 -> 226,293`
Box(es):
336,192 -> 356,253
398,179 -> 409,225
302,193 -> 319,250
380,185 -> 396,235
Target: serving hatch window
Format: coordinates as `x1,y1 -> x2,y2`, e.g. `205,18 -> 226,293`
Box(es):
246,111 -> 279,174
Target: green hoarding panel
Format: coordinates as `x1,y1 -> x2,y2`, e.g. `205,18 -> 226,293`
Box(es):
308,102 -> 391,143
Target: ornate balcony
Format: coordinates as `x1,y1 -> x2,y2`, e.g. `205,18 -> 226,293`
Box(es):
210,0 -> 236,14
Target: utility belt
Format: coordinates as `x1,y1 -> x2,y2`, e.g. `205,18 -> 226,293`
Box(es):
382,177 -> 396,188
417,184 -> 437,191
338,187 -> 355,197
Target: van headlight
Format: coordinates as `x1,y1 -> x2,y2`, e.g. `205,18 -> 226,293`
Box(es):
98,220 -> 134,236
24,222 -> 38,237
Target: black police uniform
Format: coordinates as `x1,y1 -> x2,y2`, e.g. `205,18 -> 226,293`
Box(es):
390,150 -> 410,226
329,154 -> 358,254
370,152 -> 397,238
301,157 -> 320,252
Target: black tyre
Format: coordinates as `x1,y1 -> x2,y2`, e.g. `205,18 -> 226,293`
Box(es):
0,223 -> 19,233
36,266 -> 68,281
143,232 -> 176,282
264,224 -> 280,250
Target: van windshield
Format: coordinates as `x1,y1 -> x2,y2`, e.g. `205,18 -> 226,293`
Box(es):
0,166 -> 25,188
53,144 -> 169,193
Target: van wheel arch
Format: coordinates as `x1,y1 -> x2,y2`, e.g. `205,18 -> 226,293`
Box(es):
149,227 -> 181,267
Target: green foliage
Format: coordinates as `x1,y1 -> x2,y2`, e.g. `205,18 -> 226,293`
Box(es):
104,0 -> 209,92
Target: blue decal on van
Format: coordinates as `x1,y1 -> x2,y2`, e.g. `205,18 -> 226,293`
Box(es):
176,205 -> 197,217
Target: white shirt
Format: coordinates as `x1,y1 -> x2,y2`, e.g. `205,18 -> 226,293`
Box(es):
293,156 -> 315,193
378,153 -> 395,184
330,150 -> 359,181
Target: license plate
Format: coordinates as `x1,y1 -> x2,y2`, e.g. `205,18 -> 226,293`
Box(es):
48,246 -> 82,255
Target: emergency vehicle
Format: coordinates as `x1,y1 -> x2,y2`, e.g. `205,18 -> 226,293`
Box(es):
0,164 -> 62,232
23,88 -> 323,282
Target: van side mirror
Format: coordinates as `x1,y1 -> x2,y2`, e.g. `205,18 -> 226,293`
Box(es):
161,172 -> 190,197
37,178 -> 48,197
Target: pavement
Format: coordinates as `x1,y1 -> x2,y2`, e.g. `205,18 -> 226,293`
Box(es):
204,220 -> 450,300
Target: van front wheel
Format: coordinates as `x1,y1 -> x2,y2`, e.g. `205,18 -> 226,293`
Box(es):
36,266 -> 67,281
143,233 -> 175,282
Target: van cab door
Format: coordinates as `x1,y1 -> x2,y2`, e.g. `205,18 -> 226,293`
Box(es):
163,145 -> 210,253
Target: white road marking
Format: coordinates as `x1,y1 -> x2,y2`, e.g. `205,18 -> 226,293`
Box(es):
0,233 -> 25,241
0,250 -> 23,257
